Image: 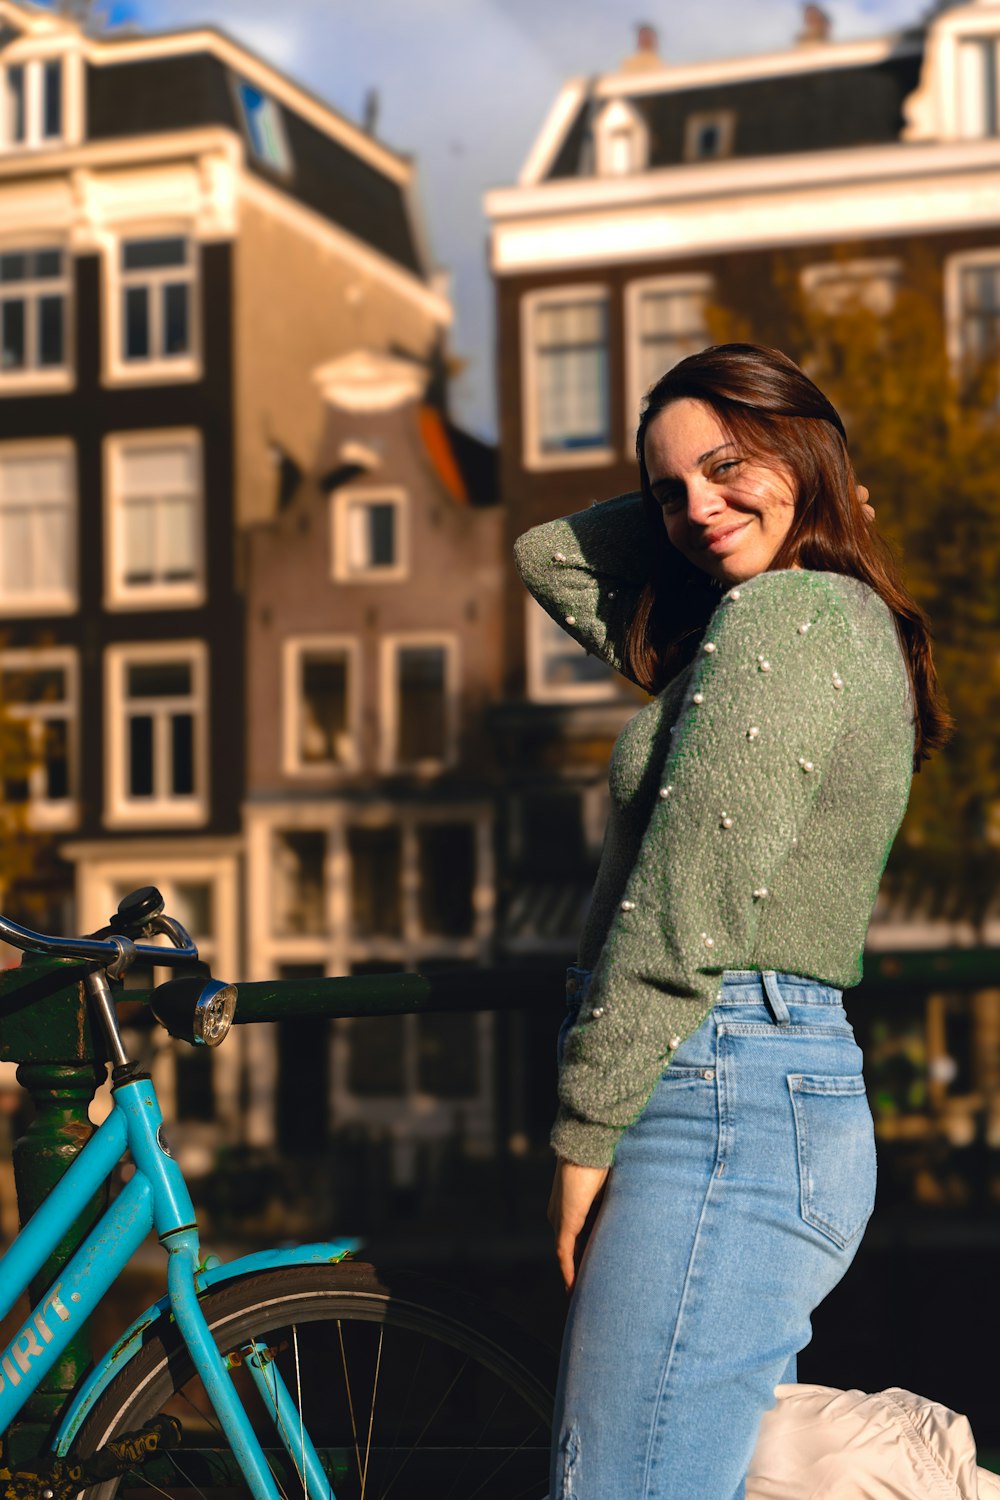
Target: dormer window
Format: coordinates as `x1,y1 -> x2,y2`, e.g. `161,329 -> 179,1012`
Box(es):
957,35 -> 1000,137
236,79 -> 290,173
684,111 -> 735,162
1,56 -> 63,149
594,98 -> 648,177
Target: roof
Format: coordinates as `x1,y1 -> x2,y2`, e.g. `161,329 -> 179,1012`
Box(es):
86,51 -> 424,276
524,32 -> 926,184
418,407 -> 498,508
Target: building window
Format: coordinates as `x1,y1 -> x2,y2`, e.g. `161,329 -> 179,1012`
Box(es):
683,111 -> 735,161
105,642 -> 207,826
525,597 -> 620,704
331,487 -> 407,582
945,251 -> 1000,380
958,36 -> 1000,137
0,649 -> 77,829
523,287 -> 612,468
1,57 -> 63,149
0,247 -> 69,386
626,276 -> 711,419
105,432 -> 203,608
417,822 -> 475,936
0,442 -> 76,613
273,830 -> 327,936
382,637 -> 456,771
515,788 -> 586,879
111,235 -> 198,380
416,996 -> 479,1097
800,259 -> 901,318
235,79 -> 290,172
957,260 -> 1000,365
348,825 -> 403,939
594,99 -> 648,177
283,638 -> 358,774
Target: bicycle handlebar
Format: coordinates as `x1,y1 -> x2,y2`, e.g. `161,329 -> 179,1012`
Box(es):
0,911 -> 199,973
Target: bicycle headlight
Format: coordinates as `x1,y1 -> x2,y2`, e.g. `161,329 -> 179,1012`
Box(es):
150,976 -> 238,1046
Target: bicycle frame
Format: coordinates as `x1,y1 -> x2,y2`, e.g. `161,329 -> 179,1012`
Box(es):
0,1071 -> 351,1500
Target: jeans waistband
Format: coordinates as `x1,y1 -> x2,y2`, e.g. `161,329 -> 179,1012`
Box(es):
719,970 -> 844,1007
566,966 -> 843,1008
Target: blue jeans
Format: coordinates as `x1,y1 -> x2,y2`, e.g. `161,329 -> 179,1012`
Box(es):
551,968 -> 877,1500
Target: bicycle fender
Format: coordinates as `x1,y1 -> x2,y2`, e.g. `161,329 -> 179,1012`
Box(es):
52,1238 -> 361,1454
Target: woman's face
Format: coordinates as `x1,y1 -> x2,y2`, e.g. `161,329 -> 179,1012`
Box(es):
643,397 -> 798,585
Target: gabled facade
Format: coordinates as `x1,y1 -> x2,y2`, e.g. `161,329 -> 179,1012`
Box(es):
240,348 -> 502,1175
485,1 -> 1000,1149
0,0 -> 453,1163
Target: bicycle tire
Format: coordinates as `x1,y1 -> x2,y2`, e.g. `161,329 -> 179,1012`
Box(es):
72,1261 -> 556,1500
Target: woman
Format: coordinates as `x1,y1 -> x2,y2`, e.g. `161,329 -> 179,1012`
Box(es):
513,343 -> 951,1500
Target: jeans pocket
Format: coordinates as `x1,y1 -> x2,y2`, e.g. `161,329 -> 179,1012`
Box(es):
788,1074 -> 877,1250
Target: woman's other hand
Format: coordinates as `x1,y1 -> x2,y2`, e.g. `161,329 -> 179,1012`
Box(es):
548,1159 -> 610,1292
858,483 -> 875,523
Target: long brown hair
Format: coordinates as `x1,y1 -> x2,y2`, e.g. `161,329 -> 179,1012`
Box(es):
627,342 -> 951,768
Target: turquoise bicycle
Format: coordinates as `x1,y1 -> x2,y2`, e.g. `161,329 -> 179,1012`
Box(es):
0,889 -> 554,1500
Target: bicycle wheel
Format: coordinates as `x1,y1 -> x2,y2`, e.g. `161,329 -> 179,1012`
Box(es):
72,1261 -> 555,1500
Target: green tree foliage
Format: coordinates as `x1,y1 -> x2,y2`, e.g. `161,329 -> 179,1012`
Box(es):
774,253 -> 1000,927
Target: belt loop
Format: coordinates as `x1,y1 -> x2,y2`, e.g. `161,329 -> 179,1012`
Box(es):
762,970 -> 790,1026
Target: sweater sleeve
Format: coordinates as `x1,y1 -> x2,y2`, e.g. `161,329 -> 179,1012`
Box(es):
551,570 -> 864,1168
512,492 -> 651,684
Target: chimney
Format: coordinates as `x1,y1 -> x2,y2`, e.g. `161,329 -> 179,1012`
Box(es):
363,87 -> 379,135
796,4 -> 832,45
621,21 -> 662,72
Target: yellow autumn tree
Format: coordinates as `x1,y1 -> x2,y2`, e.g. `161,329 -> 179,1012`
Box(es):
0,654 -> 57,929
743,252 -> 1000,929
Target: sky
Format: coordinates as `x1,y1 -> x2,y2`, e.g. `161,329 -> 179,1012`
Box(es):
98,0 -> 931,440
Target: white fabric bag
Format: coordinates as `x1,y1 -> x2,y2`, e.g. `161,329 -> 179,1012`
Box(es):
748,1383 -> 1000,1500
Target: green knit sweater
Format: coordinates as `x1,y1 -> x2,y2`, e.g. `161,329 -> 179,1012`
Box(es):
514,493 -> 915,1168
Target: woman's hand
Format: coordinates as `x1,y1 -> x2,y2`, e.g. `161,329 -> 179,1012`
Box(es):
858,483 -> 875,523
548,1158 -> 610,1292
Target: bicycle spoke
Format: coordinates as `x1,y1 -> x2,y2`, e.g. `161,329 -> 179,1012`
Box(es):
247,1336 -> 295,1500
164,1445 -> 213,1500
177,1384 -> 226,1440
76,1269 -> 554,1500
291,1325 -> 307,1500
359,1325 -> 383,1500
378,1354 -> 471,1500
337,1317 -> 365,1490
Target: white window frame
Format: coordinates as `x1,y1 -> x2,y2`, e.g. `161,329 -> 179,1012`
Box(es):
380,634 -> 459,774
799,258 -> 902,318
593,98 -> 648,177
0,241 -> 73,394
0,437 -> 76,615
0,46 -> 84,152
282,635 -> 360,776
521,284 -> 614,472
103,429 -> 205,610
330,485 -> 408,583
913,10 -> 1000,141
525,596 -> 619,704
0,645 -> 78,831
944,247 -> 1000,372
104,640 -> 209,829
624,273 -> 712,446
104,228 -> 201,386
242,800 -> 496,1153
683,110 -> 736,162
74,854 -> 241,1139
